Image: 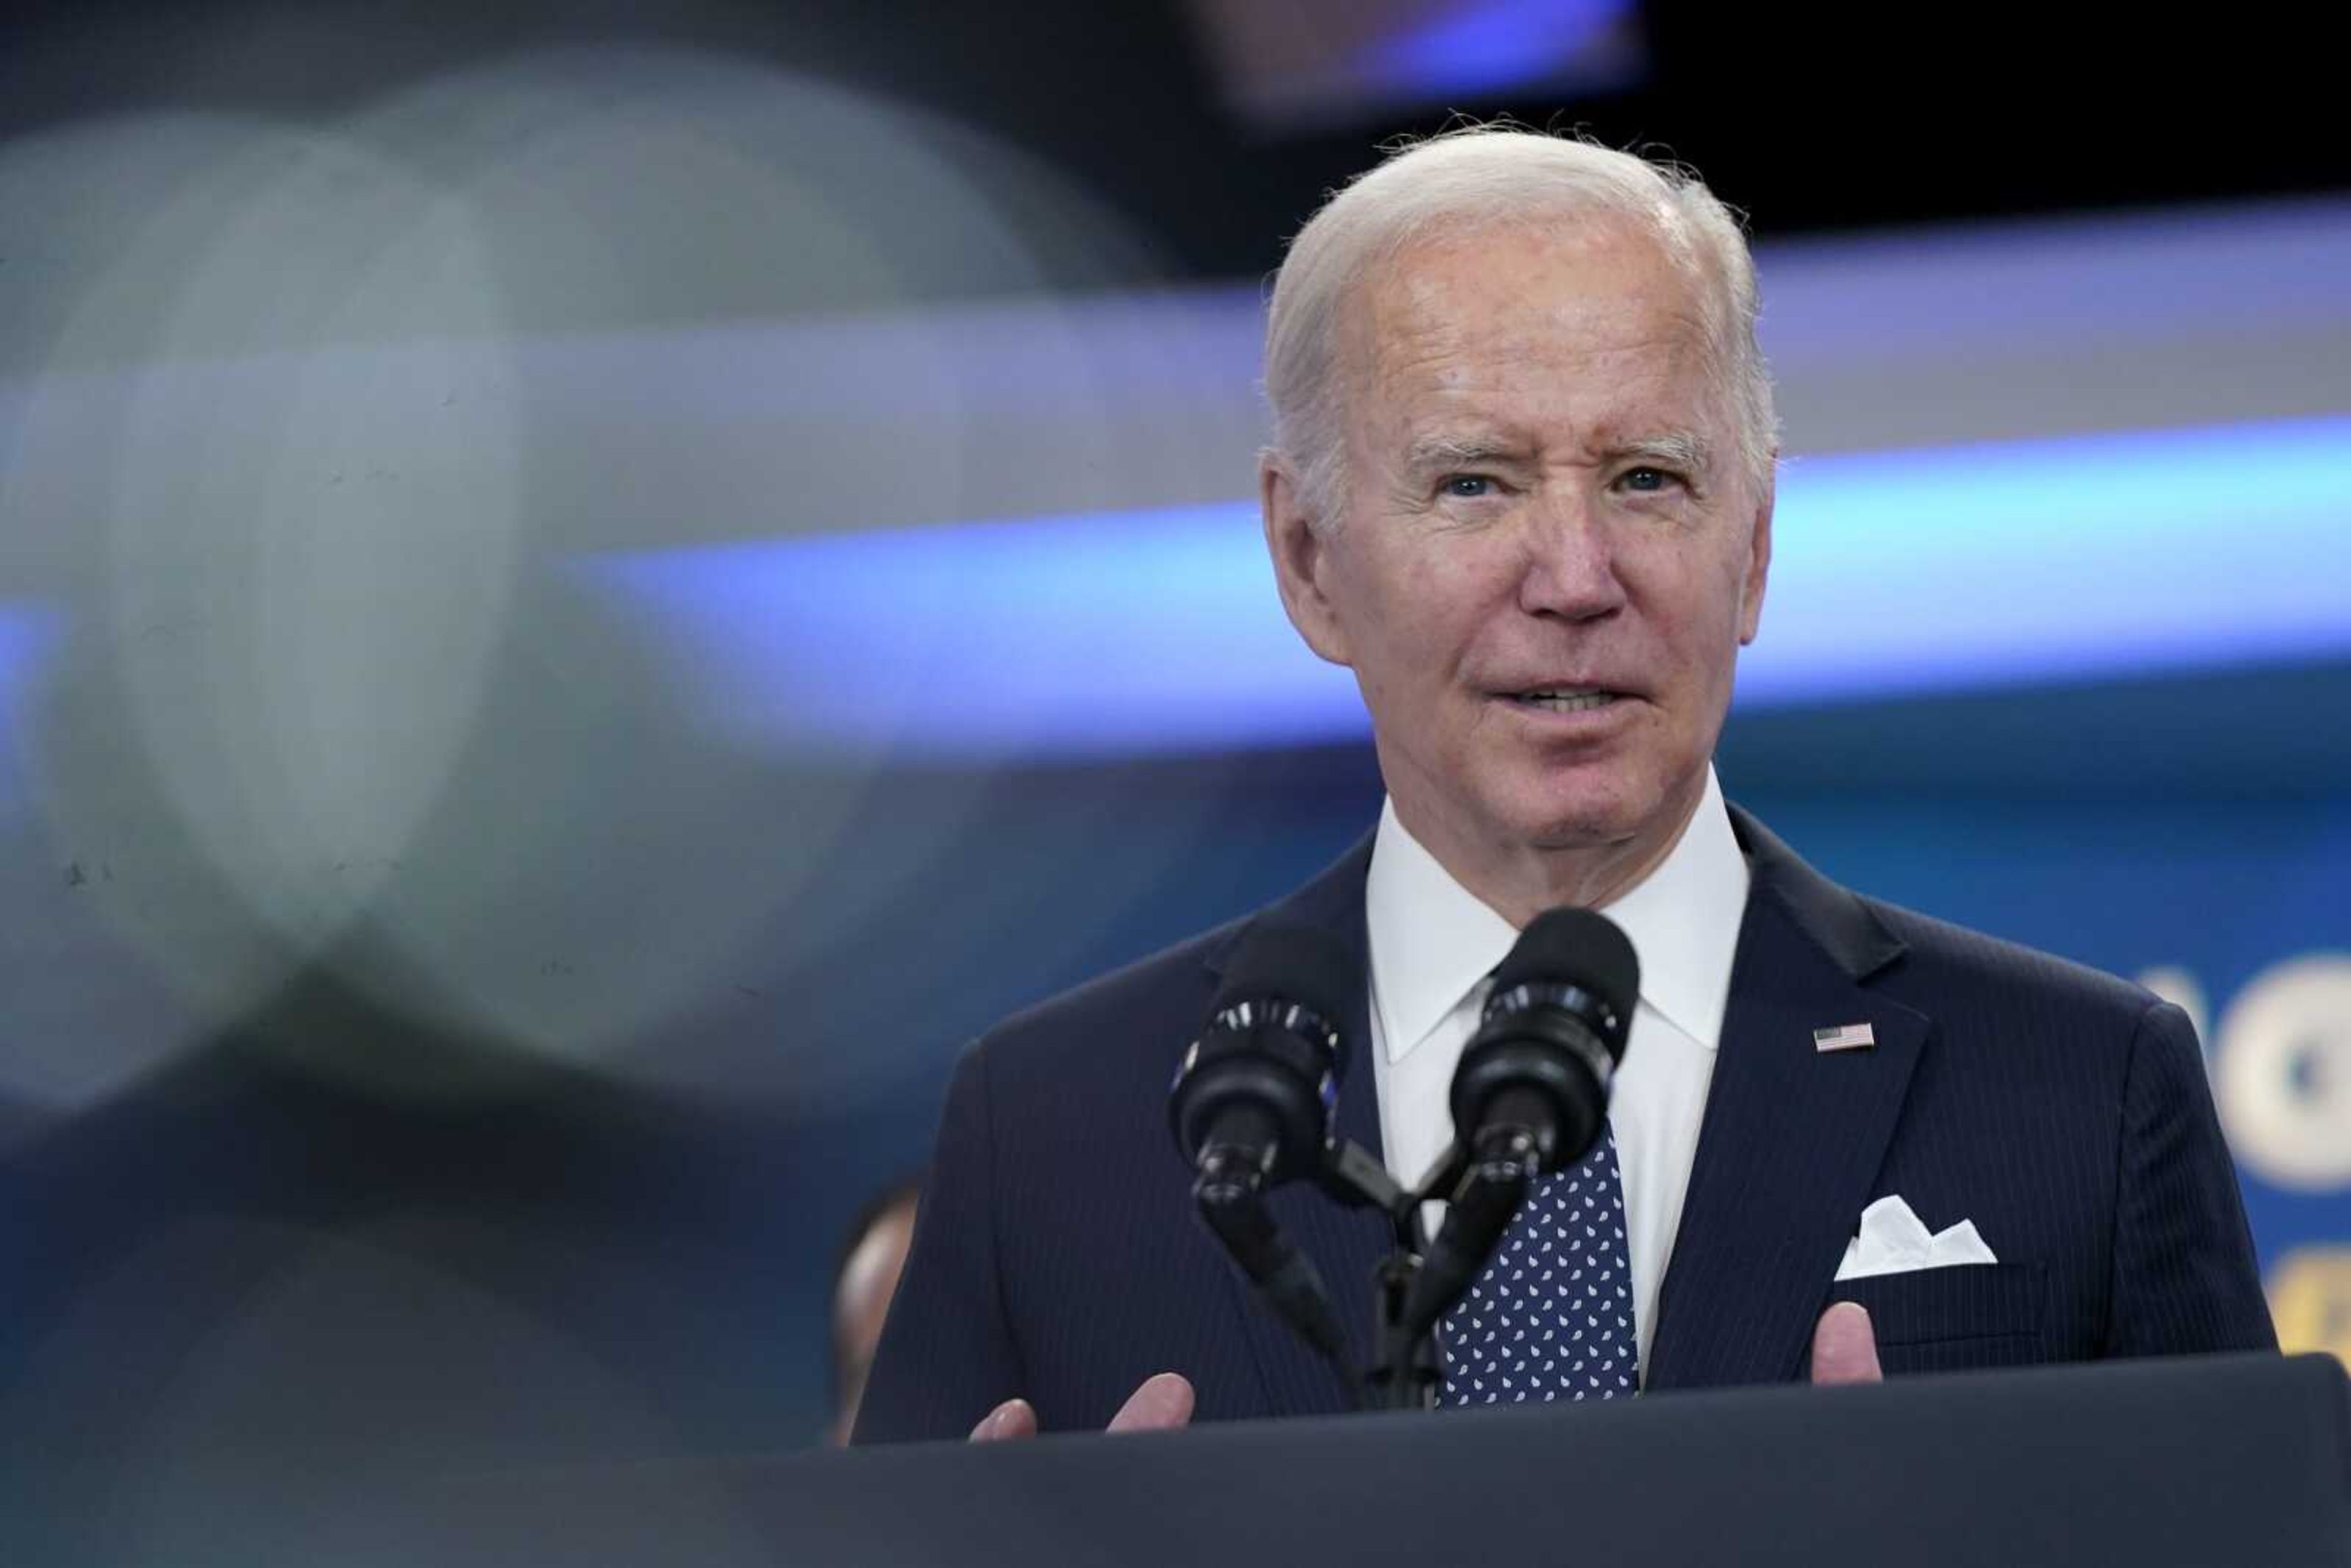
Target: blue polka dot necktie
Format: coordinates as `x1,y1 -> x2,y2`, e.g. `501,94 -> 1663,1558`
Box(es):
1439,1123 -> 1637,1405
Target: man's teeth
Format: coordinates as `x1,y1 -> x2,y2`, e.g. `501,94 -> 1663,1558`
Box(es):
1515,690 -> 1618,713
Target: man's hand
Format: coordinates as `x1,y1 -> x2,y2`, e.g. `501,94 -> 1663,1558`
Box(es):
1809,1301 -> 1884,1385
969,1372 -> 1196,1441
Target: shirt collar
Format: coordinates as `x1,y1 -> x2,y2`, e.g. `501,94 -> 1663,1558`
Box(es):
1599,767 -> 1750,1051
1366,796 -> 1517,1065
1365,767 -> 1752,1063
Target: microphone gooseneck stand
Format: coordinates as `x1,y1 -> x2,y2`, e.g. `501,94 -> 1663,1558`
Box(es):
1314,1137 -> 1439,1409
1314,1126 -> 1551,1410
1175,908 -> 1638,1413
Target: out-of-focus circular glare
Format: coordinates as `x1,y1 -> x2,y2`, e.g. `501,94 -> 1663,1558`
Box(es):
6,111 -> 524,1093
2214,953 -> 2351,1193
333,48 -> 1151,1098
2,45 -> 1158,1109
1,107 -> 523,1111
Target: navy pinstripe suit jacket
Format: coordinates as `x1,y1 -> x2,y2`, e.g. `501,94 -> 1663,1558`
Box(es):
855,808 -> 2274,1442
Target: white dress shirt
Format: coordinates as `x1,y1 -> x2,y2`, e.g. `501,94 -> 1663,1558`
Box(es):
1365,767 -> 1751,1376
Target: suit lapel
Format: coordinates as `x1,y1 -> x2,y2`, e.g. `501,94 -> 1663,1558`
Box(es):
1204,835 -> 1394,1416
1643,808 -> 1931,1390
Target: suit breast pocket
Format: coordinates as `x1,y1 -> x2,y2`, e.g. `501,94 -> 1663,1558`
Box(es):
1828,1263 -> 2047,1373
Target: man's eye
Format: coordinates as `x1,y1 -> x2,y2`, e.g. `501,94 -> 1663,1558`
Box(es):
1442,474 -> 1496,498
1618,466 -> 1681,493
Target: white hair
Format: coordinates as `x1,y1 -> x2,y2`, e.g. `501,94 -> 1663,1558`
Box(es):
1264,127 -> 1777,525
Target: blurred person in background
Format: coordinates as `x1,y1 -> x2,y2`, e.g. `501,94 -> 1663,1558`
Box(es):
828,1179 -> 921,1446
852,127 -> 2273,1444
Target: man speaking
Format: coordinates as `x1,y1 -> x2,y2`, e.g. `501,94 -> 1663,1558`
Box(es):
853,129 -> 2274,1443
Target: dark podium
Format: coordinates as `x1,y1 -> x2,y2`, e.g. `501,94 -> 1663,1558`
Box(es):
339,1352 -> 2349,1567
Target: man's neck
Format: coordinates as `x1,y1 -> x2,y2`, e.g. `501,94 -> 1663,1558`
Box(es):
1387,778 -> 1708,928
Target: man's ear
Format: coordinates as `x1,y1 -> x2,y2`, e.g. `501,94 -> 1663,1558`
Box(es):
1736,463 -> 1774,647
1261,457 -> 1352,667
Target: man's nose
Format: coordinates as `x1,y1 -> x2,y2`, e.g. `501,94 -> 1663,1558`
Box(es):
1515,489 -> 1629,622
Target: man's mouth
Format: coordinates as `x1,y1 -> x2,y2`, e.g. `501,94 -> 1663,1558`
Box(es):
1506,687 -> 1622,714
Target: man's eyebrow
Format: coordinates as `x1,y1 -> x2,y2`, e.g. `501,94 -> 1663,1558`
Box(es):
1399,433 -> 1532,472
1611,431 -> 1714,471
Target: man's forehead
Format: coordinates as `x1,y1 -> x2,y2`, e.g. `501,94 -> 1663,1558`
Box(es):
1370,216 -> 1692,310
1348,230 -> 1707,368
1335,225 -> 1726,447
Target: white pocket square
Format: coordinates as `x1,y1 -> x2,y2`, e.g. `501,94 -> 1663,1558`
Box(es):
1834,1195 -> 1999,1281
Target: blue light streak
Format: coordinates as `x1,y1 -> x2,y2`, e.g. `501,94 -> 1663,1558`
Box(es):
576,416 -> 2351,761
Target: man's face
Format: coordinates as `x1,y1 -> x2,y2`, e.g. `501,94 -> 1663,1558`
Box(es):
1265,221 -> 1771,876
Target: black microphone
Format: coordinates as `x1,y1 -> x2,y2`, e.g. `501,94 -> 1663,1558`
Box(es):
1169,921 -> 1357,1373
1452,906 -> 1638,1172
1398,906 -> 1640,1342
1169,921 -> 1354,1190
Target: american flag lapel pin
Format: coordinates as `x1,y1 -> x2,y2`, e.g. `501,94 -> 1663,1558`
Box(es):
1813,1021 -> 1876,1052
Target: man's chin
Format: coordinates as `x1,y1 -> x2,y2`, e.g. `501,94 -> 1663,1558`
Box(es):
1496,800 -> 1645,855
1494,781 -> 1682,859
1519,817 -> 1643,855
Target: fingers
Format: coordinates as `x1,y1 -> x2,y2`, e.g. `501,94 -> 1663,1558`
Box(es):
969,1398 -> 1038,1441
1106,1372 -> 1196,1433
1809,1301 -> 1884,1386
970,1373 -> 1194,1441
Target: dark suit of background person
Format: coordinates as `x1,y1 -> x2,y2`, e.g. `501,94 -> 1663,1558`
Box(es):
852,130 -> 2274,1442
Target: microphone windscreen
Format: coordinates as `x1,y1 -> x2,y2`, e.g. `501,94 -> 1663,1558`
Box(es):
1492,907 -> 1640,1025
1211,921 -> 1356,1024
